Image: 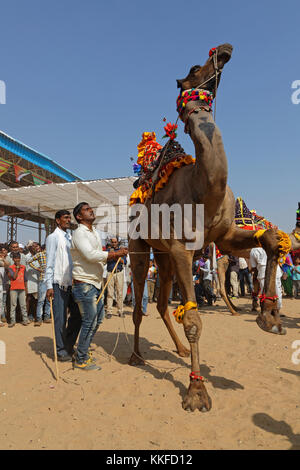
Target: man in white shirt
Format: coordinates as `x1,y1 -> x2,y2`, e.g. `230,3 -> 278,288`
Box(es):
45,210 -> 82,362
250,247 -> 283,309
200,255 -> 216,306
71,202 -> 128,371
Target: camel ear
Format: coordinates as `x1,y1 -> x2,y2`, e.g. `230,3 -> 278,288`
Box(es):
177,79 -> 183,89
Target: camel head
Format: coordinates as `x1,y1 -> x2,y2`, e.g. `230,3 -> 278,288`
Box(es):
176,43 -> 233,95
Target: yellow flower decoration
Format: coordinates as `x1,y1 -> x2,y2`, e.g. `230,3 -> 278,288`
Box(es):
137,132 -> 157,165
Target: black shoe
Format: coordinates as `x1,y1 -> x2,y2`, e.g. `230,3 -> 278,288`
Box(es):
58,354 -> 73,362
106,314 -> 112,319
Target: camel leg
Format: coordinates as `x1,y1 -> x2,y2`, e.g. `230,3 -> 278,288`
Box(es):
128,238 -> 150,366
153,251 -> 190,358
217,255 -> 240,316
216,226 -> 286,335
170,243 -> 212,412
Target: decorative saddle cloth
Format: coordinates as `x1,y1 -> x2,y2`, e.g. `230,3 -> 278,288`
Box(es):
130,133 -> 195,206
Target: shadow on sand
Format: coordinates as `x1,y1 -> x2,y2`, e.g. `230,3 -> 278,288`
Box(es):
252,412 -> 300,450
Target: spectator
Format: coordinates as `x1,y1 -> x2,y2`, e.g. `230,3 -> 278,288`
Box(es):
238,257 -> 253,297
71,202 -> 128,370
45,210 -> 82,362
7,241 -> 27,265
200,255 -> 216,306
25,241 -> 39,322
147,260 -> 157,303
0,250 -> 9,326
291,257 -> 300,298
7,252 -> 29,327
228,256 -> 240,299
29,243 -> 51,326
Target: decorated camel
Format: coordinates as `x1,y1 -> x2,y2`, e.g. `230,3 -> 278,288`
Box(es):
128,43 -> 291,412
216,198 -> 279,316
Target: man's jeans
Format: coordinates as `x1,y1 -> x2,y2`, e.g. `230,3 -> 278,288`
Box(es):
36,281 -> 50,321
10,290 -> 28,323
239,268 -> 253,296
131,281 -> 148,314
72,283 -> 105,363
52,284 -> 82,357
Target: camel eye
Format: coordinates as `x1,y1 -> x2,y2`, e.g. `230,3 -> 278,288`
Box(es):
190,65 -> 201,74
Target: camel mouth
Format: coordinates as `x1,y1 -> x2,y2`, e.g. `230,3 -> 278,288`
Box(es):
216,43 -> 233,62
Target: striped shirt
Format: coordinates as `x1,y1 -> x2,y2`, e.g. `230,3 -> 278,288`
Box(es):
29,251 -> 47,281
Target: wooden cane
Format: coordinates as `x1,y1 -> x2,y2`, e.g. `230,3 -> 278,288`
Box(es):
96,257 -> 122,305
49,297 -> 59,382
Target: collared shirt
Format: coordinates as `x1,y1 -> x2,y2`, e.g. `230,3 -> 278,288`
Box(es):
71,224 -> 108,289
45,228 -> 73,290
29,251 -> 47,282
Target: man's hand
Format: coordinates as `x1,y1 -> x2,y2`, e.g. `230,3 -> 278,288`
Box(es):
46,288 -> 54,300
116,248 -> 128,258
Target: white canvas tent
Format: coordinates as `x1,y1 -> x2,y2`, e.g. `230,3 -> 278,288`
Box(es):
0,176 -> 136,239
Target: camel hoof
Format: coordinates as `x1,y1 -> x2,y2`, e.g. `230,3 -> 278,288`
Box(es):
182,382 -> 212,413
177,347 -> 190,358
129,352 -> 145,366
231,312 -> 241,316
256,316 -> 286,335
271,325 -> 287,335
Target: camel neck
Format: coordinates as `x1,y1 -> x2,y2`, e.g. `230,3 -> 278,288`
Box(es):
186,106 -> 228,205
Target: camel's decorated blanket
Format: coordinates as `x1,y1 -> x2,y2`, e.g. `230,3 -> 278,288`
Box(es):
235,197 -> 277,231
129,131 -> 195,206
216,198 -> 278,260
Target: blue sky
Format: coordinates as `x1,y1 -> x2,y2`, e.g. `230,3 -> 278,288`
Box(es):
0,0 -> 299,241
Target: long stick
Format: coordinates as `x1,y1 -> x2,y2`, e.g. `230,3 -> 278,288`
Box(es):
96,257 -> 122,305
49,298 -> 59,382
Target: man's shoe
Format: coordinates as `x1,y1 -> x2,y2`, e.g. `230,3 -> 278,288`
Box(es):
58,354 -> 73,362
88,351 -> 97,363
0,322 -> 5,327
43,318 -> 52,324
73,357 -> 101,371
8,323 -> 16,328
22,321 -> 30,326
105,314 -> 112,319
34,320 -> 43,327
1,317 -> 7,323
118,313 -> 125,318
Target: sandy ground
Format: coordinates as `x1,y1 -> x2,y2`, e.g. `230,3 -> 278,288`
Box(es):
0,296 -> 300,450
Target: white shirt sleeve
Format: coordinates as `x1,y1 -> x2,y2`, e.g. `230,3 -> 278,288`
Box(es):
250,250 -> 257,269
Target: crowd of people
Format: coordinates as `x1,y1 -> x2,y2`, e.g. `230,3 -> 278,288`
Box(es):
1,204 -> 300,371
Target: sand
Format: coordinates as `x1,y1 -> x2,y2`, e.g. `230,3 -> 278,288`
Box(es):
0,297 -> 300,450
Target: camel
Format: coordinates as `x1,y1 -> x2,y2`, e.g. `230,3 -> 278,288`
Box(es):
128,43 -> 291,412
